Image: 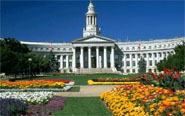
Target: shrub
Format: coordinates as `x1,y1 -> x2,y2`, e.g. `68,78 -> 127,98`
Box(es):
0,98 -> 27,116
140,68 -> 185,91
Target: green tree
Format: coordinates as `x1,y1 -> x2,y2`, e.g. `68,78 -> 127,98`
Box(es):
47,51 -> 59,73
0,38 -> 51,79
156,42 -> 185,71
138,57 -> 146,73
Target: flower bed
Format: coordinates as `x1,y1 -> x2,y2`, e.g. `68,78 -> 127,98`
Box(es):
92,77 -> 141,82
27,96 -> 66,115
0,98 -> 27,116
0,79 -> 75,91
0,92 -> 54,105
0,92 -> 67,115
140,68 -> 185,91
100,84 -> 185,116
88,80 -> 140,85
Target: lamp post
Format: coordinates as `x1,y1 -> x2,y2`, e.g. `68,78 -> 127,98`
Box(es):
28,58 -> 32,80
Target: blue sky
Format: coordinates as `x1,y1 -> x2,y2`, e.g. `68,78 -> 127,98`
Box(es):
1,0 -> 184,42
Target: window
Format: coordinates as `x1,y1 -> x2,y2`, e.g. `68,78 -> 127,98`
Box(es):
132,47 -> 135,50
149,53 -> 152,58
149,69 -> 152,72
149,46 -> 152,49
57,55 -> 60,60
154,53 -> 157,57
58,48 -> 60,50
150,60 -> 152,66
132,54 -> 135,58
138,54 -> 140,58
63,48 -> 66,51
143,54 -> 146,58
63,62 -> 66,68
126,47 -> 129,50
143,46 -> 146,49
159,53 -> 162,57
155,60 -> 157,64
132,61 -> 136,66
126,54 -> 130,58
63,55 -> 66,60
126,61 -> 130,66
126,69 -> 130,73
40,48 -> 43,50
132,69 -> 135,73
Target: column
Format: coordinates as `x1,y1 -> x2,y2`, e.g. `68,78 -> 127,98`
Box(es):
72,47 -> 76,69
95,17 -> 97,25
104,47 -> 107,68
136,53 -> 138,73
60,55 -> 63,69
152,53 -> 155,67
66,55 -> 69,68
88,47 -> 91,68
124,54 -> 126,73
162,52 -> 164,60
147,53 -> 149,72
157,52 -> 159,63
92,16 -> 94,25
80,47 -> 84,68
130,54 -> 132,73
86,17 -> 88,25
111,46 -> 115,68
88,16 -> 90,25
96,47 -> 99,68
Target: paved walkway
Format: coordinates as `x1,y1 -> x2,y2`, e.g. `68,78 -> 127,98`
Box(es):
55,85 -> 116,97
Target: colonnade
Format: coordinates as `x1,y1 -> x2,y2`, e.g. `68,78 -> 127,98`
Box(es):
72,46 -> 115,69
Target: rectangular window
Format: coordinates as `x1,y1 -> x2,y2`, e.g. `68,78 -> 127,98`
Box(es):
126,61 -> 130,66
126,69 -> 130,73
150,60 -> 152,66
132,54 -> 135,58
132,69 -> 135,73
149,54 -> 152,58
138,54 -> 140,58
132,61 -> 135,66
126,54 -> 129,58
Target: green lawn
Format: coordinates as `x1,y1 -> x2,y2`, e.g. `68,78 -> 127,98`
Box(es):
52,97 -> 111,116
30,73 -> 141,85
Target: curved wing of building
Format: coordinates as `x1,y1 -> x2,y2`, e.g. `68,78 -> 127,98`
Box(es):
21,0 -> 185,74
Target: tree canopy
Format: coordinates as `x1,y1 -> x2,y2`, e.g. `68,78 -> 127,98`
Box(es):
138,57 -> 146,73
156,42 -> 185,71
0,38 -> 51,78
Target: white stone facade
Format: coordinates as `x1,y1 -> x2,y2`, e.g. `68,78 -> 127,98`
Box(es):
21,1 -> 185,74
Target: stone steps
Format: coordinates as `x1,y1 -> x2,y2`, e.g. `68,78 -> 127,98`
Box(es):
75,68 -> 116,74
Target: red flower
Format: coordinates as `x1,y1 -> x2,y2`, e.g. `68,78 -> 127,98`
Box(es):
167,111 -> 173,116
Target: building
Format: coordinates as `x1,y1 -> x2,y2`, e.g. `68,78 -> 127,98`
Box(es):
21,0 -> 185,74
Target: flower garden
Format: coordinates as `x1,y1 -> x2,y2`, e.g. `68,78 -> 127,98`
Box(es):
0,79 -> 74,115
99,69 -> 185,116
0,69 -> 185,116
0,79 -> 75,92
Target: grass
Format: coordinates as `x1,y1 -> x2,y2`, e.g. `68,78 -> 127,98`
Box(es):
52,97 -> 111,116
28,73 -> 141,85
